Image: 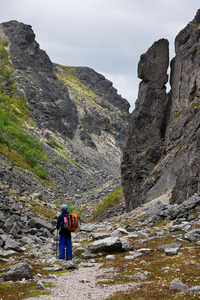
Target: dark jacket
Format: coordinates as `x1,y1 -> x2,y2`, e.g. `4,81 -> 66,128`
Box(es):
56,213 -> 71,238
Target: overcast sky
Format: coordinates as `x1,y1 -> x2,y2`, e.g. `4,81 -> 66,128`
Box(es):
0,0 -> 200,111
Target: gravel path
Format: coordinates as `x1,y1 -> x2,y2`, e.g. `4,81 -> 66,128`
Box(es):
25,263 -> 137,300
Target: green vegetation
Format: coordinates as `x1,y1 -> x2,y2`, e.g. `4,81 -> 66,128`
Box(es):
0,281 -> 51,299
55,65 -> 102,109
0,37 -> 49,180
59,165 -> 66,172
96,221 -> 200,300
54,156 -> 61,164
92,187 -> 123,218
0,107 -> 48,179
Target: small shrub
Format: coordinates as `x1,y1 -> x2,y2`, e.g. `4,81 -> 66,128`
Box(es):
59,165 -> 66,172
33,164 -> 48,180
55,156 -> 61,164
23,151 -> 38,167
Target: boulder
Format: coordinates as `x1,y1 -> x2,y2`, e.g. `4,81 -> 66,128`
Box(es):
87,237 -> 122,253
169,278 -> 189,292
138,39 -> 169,87
157,242 -> 182,252
120,237 -> 133,252
165,248 -> 179,256
88,232 -> 111,240
137,248 -> 154,255
184,229 -> 200,242
165,195 -> 200,220
1,262 -> 33,281
28,217 -> 54,232
145,200 -> 165,217
4,237 -> 25,252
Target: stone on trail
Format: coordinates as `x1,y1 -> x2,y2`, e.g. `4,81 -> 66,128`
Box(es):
87,237 -> 122,253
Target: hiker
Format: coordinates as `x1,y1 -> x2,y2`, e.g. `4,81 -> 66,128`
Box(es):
56,205 -> 72,260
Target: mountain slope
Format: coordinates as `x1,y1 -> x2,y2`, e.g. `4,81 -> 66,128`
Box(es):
0,20 -> 130,214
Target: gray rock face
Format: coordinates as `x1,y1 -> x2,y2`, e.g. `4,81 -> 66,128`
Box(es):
122,10 -> 200,210
122,39 -> 169,210
138,39 -> 169,87
1,21 -> 78,139
0,20 -> 130,210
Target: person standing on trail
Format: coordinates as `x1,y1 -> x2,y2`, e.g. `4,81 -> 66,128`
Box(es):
56,205 -> 72,260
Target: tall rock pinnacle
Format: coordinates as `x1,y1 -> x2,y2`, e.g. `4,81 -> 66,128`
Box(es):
121,39 -> 169,211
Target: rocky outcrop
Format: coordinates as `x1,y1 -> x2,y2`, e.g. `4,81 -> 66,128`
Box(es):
1,21 -> 79,139
122,39 -> 169,211
0,20 -> 130,210
122,10 -> 200,210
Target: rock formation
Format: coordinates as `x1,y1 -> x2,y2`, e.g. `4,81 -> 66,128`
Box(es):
0,20 -> 130,214
122,10 -> 200,211
122,39 -> 169,211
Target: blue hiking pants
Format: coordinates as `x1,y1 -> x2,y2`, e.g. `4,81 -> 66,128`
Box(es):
59,235 -> 72,260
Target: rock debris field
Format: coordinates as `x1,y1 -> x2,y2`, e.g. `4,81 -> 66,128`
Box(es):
1,192 -> 200,299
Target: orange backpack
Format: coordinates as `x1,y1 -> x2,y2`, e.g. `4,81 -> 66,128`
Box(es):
63,212 -> 78,232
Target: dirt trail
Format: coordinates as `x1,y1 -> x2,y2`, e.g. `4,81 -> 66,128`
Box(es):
24,263 -> 137,300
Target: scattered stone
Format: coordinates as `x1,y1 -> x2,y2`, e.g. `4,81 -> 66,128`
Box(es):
88,232 -> 111,240
169,278 -> 189,292
106,255 -> 116,260
137,248 -> 154,255
184,229 -> 200,242
157,242 -> 182,252
81,249 -> 98,259
36,281 -> 45,290
165,248 -> 179,256
4,237 -> 25,252
113,227 -> 128,235
61,260 -> 77,270
125,252 -> 143,260
190,285 -> 200,292
87,237 -> 122,253
127,232 -> 145,239
49,274 -> 58,279
161,267 -> 171,271
169,224 -> 191,233
0,249 -> 16,257
145,201 -> 165,217
120,237 -> 133,252
80,224 -> 112,232
134,272 -> 149,280
79,262 -> 96,268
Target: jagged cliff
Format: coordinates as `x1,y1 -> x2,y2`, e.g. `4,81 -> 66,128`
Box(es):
122,10 -> 200,211
0,20 -> 130,214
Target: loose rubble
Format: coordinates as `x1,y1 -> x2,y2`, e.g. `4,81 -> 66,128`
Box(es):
0,193 -> 200,299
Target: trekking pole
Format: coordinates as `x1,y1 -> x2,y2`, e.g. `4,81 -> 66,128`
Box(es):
56,229 -> 58,258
